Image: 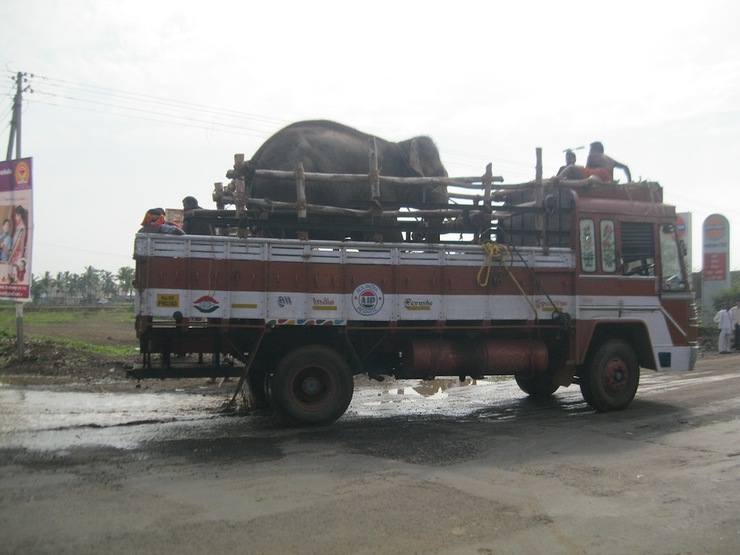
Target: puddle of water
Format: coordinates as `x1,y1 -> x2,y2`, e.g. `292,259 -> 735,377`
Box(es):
349,377 -> 524,418
0,388 -> 226,451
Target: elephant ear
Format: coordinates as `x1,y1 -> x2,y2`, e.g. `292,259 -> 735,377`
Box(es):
407,138 -> 425,176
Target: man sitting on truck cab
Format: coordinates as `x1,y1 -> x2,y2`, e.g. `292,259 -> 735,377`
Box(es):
585,141 -> 631,182
557,141 -> 632,183
558,149 -> 577,175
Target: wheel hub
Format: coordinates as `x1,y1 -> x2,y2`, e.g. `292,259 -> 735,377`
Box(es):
604,357 -> 628,393
301,376 -> 322,396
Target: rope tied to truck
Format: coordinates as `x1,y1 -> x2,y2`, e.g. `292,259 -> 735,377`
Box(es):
477,241 -> 571,329
477,241 -> 507,287
477,241 -> 539,319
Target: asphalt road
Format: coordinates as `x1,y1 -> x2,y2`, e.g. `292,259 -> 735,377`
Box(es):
1,353 -> 739,554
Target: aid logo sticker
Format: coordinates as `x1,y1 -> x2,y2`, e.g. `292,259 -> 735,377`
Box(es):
193,295 -> 220,314
352,283 -> 384,316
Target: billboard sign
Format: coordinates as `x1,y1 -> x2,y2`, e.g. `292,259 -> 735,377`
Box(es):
0,157 -> 33,301
702,214 -> 730,281
701,213 -> 730,322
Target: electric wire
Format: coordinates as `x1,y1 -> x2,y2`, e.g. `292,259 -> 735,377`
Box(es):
2,68 -> 736,228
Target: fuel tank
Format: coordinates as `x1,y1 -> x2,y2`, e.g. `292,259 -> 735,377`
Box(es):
402,338 -> 549,379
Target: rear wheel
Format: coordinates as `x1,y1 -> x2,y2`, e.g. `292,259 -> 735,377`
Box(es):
247,362 -> 271,409
268,345 -> 354,426
580,339 -> 639,411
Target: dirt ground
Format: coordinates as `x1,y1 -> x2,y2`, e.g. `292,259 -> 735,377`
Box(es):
0,311 -> 187,392
1,316 -> 739,554
1,311 -> 135,375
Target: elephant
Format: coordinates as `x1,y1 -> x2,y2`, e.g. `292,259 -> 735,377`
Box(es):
242,120 -> 449,241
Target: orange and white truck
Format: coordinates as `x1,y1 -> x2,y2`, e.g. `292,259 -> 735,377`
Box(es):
132,156 -> 697,425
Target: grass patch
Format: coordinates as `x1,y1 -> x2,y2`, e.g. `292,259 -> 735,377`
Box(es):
32,335 -> 138,356
0,306 -> 137,358
0,306 -> 133,328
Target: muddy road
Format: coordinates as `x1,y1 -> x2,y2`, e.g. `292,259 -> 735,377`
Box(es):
1,354 -> 739,554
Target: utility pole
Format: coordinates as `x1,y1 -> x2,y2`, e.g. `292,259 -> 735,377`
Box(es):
5,71 -> 31,360
6,72 -> 24,161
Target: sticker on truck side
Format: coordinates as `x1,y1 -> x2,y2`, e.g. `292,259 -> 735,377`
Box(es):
156,293 -> 180,308
352,283 -> 384,316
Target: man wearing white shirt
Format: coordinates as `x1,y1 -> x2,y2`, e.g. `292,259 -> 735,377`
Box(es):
729,299 -> 740,351
713,304 -> 733,354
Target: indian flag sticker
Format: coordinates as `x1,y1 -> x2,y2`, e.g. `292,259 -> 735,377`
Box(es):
193,295 -> 220,314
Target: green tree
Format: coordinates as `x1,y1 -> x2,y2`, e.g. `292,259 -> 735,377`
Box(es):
116,266 -> 135,298
32,271 -> 54,303
79,266 -> 99,303
100,270 -> 117,299
55,271 -> 71,304
712,281 -> 740,311
30,266 -> 137,305
68,273 -> 82,303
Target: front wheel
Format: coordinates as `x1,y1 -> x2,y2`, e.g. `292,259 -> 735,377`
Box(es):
268,345 -> 354,426
580,339 -> 639,411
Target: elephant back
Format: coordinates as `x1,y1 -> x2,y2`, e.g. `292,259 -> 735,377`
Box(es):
245,120 -> 449,240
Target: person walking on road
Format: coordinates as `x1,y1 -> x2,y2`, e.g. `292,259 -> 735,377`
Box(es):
729,299 -> 740,351
713,304 -> 733,354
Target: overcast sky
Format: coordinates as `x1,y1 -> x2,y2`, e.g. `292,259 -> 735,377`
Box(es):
1,0 -> 739,276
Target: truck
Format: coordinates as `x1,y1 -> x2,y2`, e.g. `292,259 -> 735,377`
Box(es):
132,150 -> 698,426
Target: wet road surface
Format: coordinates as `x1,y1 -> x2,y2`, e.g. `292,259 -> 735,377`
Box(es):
1,355 -> 739,554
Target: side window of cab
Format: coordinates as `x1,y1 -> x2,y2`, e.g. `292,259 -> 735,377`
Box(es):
620,222 -> 656,277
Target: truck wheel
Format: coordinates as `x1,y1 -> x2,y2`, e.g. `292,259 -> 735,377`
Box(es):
268,345 -> 354,426
580,339 -> 639,411
247,363 -> 271,410
577,368 -> 595,408
514,374 -> 559,398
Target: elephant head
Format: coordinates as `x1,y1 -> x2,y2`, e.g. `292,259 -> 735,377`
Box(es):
398,136 -> 448,178
396,136 -> 449,205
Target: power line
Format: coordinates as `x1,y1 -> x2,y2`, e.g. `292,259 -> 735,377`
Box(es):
29,72 -> 288,136
7,70 -> 549,179
30,93 -> 272,139
11,69 -> 733,203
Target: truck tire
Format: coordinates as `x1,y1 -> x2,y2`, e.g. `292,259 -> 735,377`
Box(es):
580,339 -> 639,411
268,345 -> 354,426
514,374 -> 559,398
247,363 -> 271,410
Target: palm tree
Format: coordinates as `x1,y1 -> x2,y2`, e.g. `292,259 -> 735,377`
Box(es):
31,266 -> 138,305
32,271 -> 54,304
31,274 -> 42,303
117,266 -> 135,299
99,270 -> 117,300
68,273 -> 82,304
79,266 -> 99,303
55,271 -> 71,304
